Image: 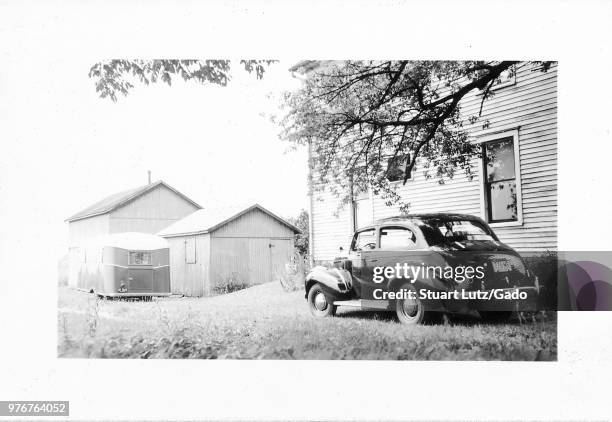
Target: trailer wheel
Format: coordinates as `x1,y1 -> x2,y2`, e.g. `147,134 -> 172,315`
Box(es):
307,283 -> 337,318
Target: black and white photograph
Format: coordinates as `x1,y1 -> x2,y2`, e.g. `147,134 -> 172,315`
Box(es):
1,0 -> 612,421
57,59 -> 558,361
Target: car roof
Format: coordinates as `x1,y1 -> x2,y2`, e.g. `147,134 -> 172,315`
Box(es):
356,213 -> 483,230
381,212 -> 480,221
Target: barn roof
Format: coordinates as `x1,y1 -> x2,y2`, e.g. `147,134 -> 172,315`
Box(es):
66,180 -> 202,222
157,204 -> 301,237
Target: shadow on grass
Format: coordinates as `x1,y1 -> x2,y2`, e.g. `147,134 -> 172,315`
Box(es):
335,308 -> 555,327
335,309 -> 397,322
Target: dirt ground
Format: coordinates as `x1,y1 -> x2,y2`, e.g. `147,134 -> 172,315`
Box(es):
58,282 -> 557,360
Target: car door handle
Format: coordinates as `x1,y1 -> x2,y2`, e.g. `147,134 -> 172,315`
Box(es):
370,259 -> 379,262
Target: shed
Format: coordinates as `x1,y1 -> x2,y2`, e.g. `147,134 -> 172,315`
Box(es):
66,180 -> 201,288
157,204 -> 301,297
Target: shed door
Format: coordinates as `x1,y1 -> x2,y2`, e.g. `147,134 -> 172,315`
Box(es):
269,239 -> 292,281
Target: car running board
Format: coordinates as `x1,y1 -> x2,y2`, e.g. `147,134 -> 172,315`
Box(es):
333,299 -> 390,310
333,299 -> 363,308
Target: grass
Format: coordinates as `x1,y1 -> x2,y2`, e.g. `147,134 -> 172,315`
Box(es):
58,282 -> 557,360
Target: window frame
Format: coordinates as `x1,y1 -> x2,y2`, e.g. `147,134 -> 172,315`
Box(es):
483,64 -> 517,92
476,129 -> 523,227
350,228 -> 377,252
349,176 -> 374,233
128,251 -> 153,266
490,69 -> 517,91
378,225 -> 419,250
185,236 -> 197,264
385,153 -> 412,184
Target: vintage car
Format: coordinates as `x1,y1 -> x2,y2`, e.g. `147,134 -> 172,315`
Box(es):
304,213 -> 539,324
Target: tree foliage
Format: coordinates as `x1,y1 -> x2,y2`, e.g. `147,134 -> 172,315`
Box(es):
89,59 -> 276,101
281,60 -> 553,212
288,209 -> 309,256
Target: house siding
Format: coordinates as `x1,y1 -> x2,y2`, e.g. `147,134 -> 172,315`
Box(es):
311,63 -> 557,262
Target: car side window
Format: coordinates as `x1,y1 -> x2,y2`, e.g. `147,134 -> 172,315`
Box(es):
379,226 -> 417,250
351,229 -> 376,251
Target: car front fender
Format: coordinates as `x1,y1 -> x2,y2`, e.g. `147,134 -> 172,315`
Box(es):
305,266 -> 353,298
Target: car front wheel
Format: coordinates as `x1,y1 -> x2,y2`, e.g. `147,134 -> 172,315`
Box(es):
307,283 -> 337,318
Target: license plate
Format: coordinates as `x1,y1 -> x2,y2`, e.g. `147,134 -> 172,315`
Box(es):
492,260 -> 512,272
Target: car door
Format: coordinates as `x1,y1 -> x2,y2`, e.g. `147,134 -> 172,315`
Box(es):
375,225 -> 426,289
348,228 -> 376,297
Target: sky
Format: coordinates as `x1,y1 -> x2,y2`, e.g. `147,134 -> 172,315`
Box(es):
1,58 -> 308,259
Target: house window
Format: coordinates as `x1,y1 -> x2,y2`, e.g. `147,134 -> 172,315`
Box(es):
129,251 -> 151,265
483,136 -> 519,223
351,190 -> 372,231
386,154 -> 411,182
185,236 -> 196,264
349,175 -> 372,231
379,226 -> 417,250
490,64 -> 517,91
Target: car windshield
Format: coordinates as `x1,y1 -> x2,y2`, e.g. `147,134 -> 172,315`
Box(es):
419,219 -> 495,245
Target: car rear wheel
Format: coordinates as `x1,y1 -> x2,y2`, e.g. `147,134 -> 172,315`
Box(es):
395,283 -> 427,325
307,283 -> 337,318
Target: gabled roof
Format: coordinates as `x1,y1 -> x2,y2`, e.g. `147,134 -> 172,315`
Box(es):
157,204 -> 301,238
66,180 -> 202,222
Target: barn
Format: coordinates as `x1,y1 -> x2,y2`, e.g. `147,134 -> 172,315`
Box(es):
157,204 -> 301,297
66,180 -> 201,288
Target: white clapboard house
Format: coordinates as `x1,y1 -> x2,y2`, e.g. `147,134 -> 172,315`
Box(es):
301,62 -> 557,264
